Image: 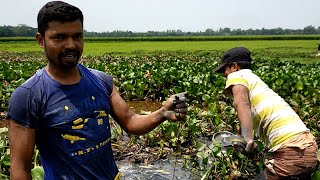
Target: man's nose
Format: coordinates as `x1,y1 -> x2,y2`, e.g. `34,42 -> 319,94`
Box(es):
64,38 -> 76,49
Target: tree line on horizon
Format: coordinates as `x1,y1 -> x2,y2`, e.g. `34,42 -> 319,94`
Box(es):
0,24 -> 320,37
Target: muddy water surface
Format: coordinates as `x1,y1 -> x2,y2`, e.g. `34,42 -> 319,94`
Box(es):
127,101 -> 163,113
117,158 -> 194,180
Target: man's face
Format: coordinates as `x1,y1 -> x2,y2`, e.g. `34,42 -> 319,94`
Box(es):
37,20 -> 84,69
223,65 -> 232,78
223,63 -> 238,78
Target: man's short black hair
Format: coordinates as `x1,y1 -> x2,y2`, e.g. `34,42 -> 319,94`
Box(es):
226,61 -> 252,70
37,1 -> 84,36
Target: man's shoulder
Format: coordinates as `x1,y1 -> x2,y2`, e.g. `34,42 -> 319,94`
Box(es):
228,69 -> 252,78
19,68 -> 46,90
79,65 -> 113,95
77,64 -> 111,78
87,68 -> 112,82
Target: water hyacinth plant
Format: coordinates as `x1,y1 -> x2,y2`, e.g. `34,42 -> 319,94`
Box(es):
0,49 -> 319,178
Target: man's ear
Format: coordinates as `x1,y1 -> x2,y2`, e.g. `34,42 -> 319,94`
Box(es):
36,32 -> 44,49
232,62 -> 240,71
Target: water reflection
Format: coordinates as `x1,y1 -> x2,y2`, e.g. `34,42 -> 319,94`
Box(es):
117,158 -> 193,180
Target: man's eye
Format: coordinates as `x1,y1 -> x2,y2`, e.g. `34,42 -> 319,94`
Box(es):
75,35 -> 83,39
54,36 -> 63,40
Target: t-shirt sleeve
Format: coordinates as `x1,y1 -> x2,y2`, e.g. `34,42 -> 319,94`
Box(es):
223,72 -> 249,97
90,69 -> 113,96
6,86 -> 39,129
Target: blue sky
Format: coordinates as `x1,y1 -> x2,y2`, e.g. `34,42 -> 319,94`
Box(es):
1,0 -> 319,32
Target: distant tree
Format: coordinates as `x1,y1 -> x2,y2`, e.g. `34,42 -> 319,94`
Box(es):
1,25 -> 320,37
0,26 -> 14,37
303,25 -> 317,34
204,28 -> 215,36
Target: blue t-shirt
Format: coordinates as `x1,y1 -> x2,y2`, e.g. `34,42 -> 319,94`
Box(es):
6,64 -> 120,180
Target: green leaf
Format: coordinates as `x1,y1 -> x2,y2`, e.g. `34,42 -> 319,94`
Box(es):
214,116 -> 221,125
295,81 -> 304,91
202,94 -> 210,102
196,151 -> 206,159
312,168 -> 320,180
195,141 -> 207,151
31,166 -> 44,180
226,147 -> 233,156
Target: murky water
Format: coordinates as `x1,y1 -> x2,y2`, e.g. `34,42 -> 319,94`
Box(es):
127,101 -> 163,113
117,158 -> 194,180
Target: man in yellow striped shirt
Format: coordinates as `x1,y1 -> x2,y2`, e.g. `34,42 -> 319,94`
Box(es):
214,47 -> 318,179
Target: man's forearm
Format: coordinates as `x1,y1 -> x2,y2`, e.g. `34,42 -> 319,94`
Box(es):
125,108 -> 167,135
10,166 -> 32,180
235,101 -> 253,141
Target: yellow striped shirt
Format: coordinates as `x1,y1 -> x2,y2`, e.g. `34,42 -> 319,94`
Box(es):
224,69 -> 309,151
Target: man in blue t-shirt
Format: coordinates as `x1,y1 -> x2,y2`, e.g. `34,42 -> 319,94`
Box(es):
5,1 -> 187,180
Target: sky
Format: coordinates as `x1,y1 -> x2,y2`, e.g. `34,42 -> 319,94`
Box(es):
1,0 -> 319,33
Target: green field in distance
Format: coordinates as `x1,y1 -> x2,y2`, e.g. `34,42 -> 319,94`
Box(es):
1,38 -> 320,63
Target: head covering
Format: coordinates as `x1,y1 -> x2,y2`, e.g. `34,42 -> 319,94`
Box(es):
214,47 -> 252,73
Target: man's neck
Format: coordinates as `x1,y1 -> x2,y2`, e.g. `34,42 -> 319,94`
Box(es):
45,65 -> 82,85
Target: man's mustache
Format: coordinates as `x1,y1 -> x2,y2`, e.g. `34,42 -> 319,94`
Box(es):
59,50 -> 80,57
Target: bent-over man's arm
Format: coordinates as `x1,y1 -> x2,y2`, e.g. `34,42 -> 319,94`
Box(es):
231,84 -> 255,152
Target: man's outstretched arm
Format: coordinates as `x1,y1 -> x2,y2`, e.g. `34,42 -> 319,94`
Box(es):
109,85 -> 187,135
